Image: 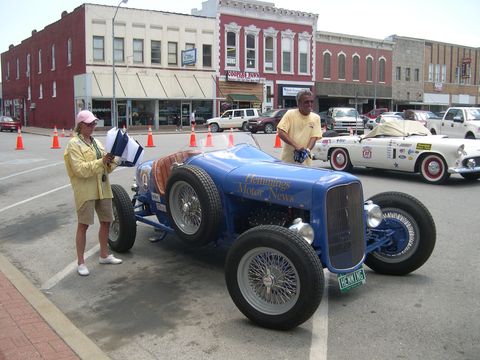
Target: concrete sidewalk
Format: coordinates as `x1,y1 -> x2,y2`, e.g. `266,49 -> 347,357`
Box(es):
0,254 -> 109,360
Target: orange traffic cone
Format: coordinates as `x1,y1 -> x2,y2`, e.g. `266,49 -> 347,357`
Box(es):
146,126 -> 155,147
205,125 -> 213,147
60,128 -> 66,137
228,128 -> 234,148
274,132 -> 282,148
51,126 -> 61,149
15,128 -> 25,150
189,126 -> 197,147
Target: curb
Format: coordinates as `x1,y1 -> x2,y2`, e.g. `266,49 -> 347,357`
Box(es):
0,253 -> 110,360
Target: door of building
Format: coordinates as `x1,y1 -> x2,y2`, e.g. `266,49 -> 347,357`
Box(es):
181,102 -> 191,126
117,102 -> 128,128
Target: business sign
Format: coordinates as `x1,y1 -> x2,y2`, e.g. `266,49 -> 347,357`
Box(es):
226,71 -> 260,83
282,87 -> 310,97
181,48 -> 197,66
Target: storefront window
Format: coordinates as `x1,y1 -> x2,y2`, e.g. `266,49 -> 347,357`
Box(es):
159,100 -> 180,125
92,100 -> 113,127
131,100 -> 154,126
191,100 -> 213,124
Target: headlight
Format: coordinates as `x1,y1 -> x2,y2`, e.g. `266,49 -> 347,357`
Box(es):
289,218 -> 314,244
457,144 -> 465,157
467,158 -> 476,169
364,201 -> 383,228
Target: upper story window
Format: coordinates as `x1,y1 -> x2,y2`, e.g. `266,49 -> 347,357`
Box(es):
441,64 -> 446,83
323,51 -> 331,79
185,43 -> 195,67
366,56 -> 373,81
51,44 -> 56,70
226,32 -> 237,67
202,44 -> 212,68
379,58 -> 386,82
151,40 -> 161,64
38,49 -> 42,74
246,34 -> 256,69
133,39 -> 144,63
428,63 -> 433,82
114,37 -> 125,62
16,58 -> 20,79
67,38 -> 72,66
338,53 -> 346,80
298,32 -> 311,75
405,67 -> 411,81
414,68 -> 420,82
263,27 -> 277,73
26,54 -> 31,77
168,42 -> 177,65
93,36 -> 105,61
435,64 -> 441,82
352,54 -> 360,80
6,61 -> 10,80
281,30 -> 295,74
396,66 -> 401,80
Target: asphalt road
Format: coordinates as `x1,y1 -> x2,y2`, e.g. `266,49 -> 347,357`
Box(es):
1,130 -> 479,360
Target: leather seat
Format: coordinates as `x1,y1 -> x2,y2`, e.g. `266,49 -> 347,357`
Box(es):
152,150 -> 201,196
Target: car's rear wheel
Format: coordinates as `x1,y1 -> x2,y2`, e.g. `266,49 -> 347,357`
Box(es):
241,122 -> 249,132
264,123 -> 275,134
225,225 -> 324,330
365,192 -> 436,275
166,165 -> 222,246
330,148 -> 353,172
465,133 -> 476,139
419,154 -> 449,184
109,184 -> 137,252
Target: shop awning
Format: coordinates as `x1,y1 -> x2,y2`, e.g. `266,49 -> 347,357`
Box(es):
87,70 -> 215,100
227,93 -> 260,102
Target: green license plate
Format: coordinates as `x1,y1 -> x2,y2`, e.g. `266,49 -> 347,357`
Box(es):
337,267 -> 366,293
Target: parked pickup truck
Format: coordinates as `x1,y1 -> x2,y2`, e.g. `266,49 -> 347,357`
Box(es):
426,107 -> 480,139
328,107 -> 364,134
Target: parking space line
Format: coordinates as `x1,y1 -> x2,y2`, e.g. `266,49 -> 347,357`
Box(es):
41,244 -> 100,291
0,184 -> 71,214
309,270 -> 330,360
0,161 -> 64,181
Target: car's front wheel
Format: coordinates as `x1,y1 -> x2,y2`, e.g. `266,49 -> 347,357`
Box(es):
109,184 -> 137,252
329,148 -> 353,172
166,165 -> 222,246
419,154 -> 450,184
365,192 -> 436,275
225,225 -> 324,330
209,123 -> 220,132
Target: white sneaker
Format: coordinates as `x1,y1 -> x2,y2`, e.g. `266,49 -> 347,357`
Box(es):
99,254 -> 123,265
77,264 -> 89,276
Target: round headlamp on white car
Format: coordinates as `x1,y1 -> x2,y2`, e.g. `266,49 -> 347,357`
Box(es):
289,218 -> 315,244
457,144 -> 465,157
364,200 -> 383,228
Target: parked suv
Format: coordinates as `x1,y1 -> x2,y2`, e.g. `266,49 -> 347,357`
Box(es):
328,107 -> 364,134
427,107 -> 480,139
206,108 -> 260,132
247,109 -> 288,134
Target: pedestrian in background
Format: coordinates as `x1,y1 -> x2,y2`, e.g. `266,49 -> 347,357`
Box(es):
277,90 -> 322,166
175,113 -> 182,131
64,110 -> 122,276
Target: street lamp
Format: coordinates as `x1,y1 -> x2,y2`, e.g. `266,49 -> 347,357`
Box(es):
373,40 -> 384,110
112,0 -> 128,129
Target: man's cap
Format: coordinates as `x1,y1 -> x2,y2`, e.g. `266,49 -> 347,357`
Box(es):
75,110 -> 98,126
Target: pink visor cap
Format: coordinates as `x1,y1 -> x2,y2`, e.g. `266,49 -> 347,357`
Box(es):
75,110 -> 98,126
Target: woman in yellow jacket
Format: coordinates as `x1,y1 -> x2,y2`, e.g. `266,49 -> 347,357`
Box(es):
64,110 -> 122,276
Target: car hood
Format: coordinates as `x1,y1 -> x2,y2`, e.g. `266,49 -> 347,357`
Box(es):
188,144 -> 360,209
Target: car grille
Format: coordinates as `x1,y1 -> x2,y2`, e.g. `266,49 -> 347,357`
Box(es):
325,183 -> 365,270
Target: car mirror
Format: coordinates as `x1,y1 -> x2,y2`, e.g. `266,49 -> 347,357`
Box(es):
453,116 -> 463,123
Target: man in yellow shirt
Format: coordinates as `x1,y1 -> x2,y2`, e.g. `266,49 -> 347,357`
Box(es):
277,90 -> 322,166
64,110 -> 122,276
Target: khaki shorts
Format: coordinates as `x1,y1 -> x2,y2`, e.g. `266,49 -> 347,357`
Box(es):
77,199 -> 113,225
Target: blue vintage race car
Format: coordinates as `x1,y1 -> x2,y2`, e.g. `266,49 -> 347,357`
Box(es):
109,133 -> 436,330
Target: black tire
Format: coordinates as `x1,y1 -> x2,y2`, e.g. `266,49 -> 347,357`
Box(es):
329,148 -> 353,172
250,129 -> 257,134
166,165 -> 222,246
430,128 -> 437,135
241,122 -> 249,132
209,123 -> 220,132
465,133 -> 475,139
419,154 -> 450,184
461,173 -> 480,181
109,184 -> 137,252
225,225 -> 324,330
264,123 -> 275,134
365,192 -> 436,275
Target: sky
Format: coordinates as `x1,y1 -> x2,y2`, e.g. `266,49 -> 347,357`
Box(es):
0,0 -> 479,70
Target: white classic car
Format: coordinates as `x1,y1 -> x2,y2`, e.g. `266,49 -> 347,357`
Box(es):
312,120 -> 480,184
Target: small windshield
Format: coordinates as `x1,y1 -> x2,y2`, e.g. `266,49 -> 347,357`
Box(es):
1,117 -> 14,122
466,108 -> 480,120
261,109 -> 277,117
335,109 -> 359,117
